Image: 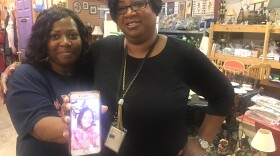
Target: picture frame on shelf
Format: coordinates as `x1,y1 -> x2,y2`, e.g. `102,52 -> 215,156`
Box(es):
89,5 -> 97,15
83,2 -> 89,10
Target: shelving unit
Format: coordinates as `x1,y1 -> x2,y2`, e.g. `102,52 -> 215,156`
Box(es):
207,23 -> 280,70
158,29 -> 205,36
158,29 -> 205,41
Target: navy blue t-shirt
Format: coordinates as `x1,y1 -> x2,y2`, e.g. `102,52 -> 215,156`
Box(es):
6,64 -> 93,156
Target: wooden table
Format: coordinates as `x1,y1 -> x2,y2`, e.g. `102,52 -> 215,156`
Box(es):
236,115 -> 257,148
259,79 -> 280,100
186,90 -> 259,148
221,89 -> 258,150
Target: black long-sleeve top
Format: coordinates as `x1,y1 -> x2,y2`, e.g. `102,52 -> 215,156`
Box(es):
82,35 -> 234,156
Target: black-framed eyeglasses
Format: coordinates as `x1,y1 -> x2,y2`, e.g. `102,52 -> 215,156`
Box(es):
116,1 -> 149,16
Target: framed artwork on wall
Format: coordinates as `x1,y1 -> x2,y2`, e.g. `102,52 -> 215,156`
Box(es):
192,0 -> 214,18
167,2 -> 174,15
73,1 -> 82,13
83,2 -> 89,9
89,5 -> 97,15
179,1 -> 186,18
186,0 -> 192,17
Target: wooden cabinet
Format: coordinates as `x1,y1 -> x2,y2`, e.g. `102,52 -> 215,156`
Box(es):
207,23 -> 280,70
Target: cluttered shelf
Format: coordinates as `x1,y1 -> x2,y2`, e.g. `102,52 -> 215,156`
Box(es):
210,24 -> 268,33
157,14 -> 210,43
208,22 -> 280,70
209,24 -> 280,34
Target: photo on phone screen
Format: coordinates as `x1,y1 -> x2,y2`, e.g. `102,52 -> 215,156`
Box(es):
69,91 -> 101,156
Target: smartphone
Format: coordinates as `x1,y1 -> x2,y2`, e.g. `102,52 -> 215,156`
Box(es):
69,91 -> 101,156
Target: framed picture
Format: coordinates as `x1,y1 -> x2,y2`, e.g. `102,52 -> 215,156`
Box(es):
89,5 -> 97,15
83,2 -> 89,10
73,1 -> 82,13
179,1 -> 186,18
186,0 -> 192,17
167,2 -> 174,15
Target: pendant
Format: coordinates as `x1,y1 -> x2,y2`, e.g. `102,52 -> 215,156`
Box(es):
118,99 -> 124,105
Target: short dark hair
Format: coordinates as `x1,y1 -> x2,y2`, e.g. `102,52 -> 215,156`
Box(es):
108,0 -> 162,22
25,7 -> 89,65
77,107 -> 94,129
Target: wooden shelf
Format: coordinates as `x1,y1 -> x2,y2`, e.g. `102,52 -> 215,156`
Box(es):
211,24 -> 267,33
208,22 -> 280,70
271,25 -> 280,34
158,29 -> 204,36
214,53 -> 262,65
267,60 -> 280,69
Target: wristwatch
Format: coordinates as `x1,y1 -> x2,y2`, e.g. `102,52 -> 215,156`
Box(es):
195,135 -> 209,150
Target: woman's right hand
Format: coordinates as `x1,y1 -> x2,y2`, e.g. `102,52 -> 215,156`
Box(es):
0,62 -> 21,104
61,95 -> 108,138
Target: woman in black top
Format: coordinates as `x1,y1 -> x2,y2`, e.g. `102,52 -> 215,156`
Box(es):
2,1 -> 234,156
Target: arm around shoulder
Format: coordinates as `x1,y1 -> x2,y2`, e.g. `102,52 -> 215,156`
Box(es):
6,64 -> 68,144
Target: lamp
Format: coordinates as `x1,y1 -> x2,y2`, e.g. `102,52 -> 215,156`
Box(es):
250,129 -> 276,156
92,26 -> 103,36
226,9 -> 236,24
92,26 -> 103,41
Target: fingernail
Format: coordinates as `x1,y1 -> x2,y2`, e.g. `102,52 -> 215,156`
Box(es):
63,131 -> 69,137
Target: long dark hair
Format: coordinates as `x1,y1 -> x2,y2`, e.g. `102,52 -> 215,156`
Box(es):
25,7 -> 89,65
77,107 -> 94,129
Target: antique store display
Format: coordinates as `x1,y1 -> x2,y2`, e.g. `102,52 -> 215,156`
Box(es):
267,0 -> 280,24
248,0 -> 267,24
217,0 -> 226,24
207,23 -> 280,70
237,8 -> 245,24
226,9 -> 236,24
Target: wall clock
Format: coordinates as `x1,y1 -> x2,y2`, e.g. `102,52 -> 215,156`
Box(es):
73,1 -> 82,13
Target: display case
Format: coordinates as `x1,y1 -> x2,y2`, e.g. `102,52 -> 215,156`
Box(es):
158,29 -> 205,45
207,23 -> 280,70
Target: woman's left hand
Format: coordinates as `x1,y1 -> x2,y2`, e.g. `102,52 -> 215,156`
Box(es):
177,137 -> 206,156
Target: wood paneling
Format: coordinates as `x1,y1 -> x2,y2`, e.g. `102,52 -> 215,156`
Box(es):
67,0 -> 108,30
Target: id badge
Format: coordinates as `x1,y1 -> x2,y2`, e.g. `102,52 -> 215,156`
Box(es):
104,125 -> 127,153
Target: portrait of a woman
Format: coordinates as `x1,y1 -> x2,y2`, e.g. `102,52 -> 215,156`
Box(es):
71,107 -> 100,152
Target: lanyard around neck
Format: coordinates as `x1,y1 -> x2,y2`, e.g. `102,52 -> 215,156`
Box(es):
120,35 -> 160,100
115,35 -> 160,129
